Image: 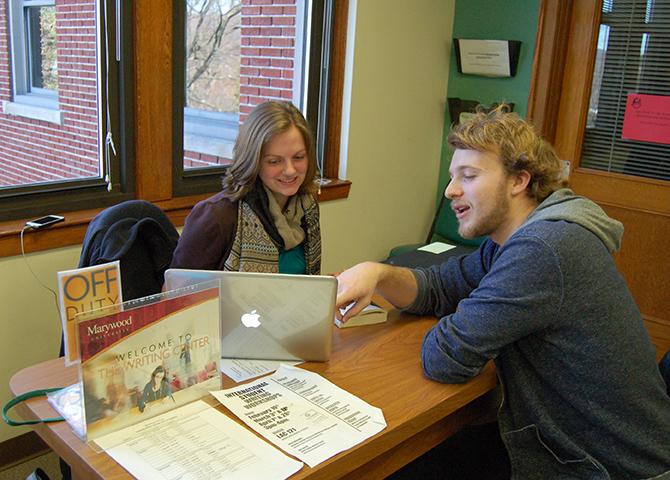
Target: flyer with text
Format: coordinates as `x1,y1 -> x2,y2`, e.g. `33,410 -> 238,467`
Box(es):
212,364 -> 387,467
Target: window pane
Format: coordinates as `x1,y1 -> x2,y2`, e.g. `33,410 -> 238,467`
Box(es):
581,0 -> 670,181
0,0 -> 101,190
183,0 -> 306,170
184,0 -> 241,166
26,5 -> 58,91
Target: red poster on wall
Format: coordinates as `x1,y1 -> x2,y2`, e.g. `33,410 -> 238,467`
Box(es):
621,93 -> 670,145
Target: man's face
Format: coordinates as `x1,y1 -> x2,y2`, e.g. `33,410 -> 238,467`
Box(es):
445,149 -> 515,243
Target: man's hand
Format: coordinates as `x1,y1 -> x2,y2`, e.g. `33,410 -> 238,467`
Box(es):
335,262 -> 419,323
335,262 -> 383,323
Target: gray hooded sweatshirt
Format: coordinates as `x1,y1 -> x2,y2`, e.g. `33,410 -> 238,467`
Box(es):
408,189 -> 670,480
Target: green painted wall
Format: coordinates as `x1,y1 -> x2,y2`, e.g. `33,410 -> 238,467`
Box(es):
437,0 -> 541,198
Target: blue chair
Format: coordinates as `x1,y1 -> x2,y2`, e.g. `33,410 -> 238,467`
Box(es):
660,349 -> 670,396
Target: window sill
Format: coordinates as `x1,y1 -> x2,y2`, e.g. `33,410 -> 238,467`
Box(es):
2,100 -> 63,125
0,179 -> 351,258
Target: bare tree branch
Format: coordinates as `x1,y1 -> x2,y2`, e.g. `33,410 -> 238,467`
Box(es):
187,2 -> 241,90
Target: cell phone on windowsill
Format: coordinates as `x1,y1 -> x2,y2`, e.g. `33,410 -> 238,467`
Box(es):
25,215 -> 65,230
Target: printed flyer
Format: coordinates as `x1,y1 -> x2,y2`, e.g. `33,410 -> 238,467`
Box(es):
58,261 -> 122,365
212,364 -> 387,467
75,283 -> 221,442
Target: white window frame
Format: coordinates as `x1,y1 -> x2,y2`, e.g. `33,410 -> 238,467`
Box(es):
4,0 -> 63,124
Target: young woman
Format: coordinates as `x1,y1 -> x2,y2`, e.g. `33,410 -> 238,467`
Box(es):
138,365 -> 172,412
171,101 -> 321,274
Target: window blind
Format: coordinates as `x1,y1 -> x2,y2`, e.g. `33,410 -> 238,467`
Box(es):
582,0 -> 670,181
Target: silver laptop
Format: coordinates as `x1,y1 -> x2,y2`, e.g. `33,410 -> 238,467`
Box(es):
164,269 -> 336,361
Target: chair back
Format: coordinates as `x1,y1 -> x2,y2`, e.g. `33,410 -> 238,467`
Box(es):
59,200 -> 179,357
78,200 -> 180,301
660,349 -> 670,396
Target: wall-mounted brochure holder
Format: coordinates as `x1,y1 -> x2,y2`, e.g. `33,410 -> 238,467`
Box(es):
454,39 -> 521,77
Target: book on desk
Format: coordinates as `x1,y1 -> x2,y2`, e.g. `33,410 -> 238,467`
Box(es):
335,303 -> 388,328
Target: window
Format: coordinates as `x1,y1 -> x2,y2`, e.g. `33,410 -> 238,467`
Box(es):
581,0 -> 670,181
173,0 -> 339,196
23,1 -> 58,94
0,0 -> 133,220
7,0 -> 59,114
0,0 -> 348,255
183,0 -> 241,165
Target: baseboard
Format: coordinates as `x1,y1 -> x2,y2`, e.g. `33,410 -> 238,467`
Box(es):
0,431 -> 49,471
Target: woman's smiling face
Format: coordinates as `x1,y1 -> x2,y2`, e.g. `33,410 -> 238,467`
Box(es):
258,125 -> 308,209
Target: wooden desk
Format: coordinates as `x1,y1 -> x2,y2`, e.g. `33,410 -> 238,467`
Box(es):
10,310 -> 498,480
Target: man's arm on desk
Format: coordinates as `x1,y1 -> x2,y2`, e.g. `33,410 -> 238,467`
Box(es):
335,262 -> 418,322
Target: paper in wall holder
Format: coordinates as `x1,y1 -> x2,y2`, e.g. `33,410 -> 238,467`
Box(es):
453,39 -> 521,78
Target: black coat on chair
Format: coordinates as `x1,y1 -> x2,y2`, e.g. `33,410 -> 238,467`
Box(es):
59,200 -> 179,356
79,199 -> 179,300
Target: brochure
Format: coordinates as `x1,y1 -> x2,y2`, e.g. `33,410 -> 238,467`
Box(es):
220,358 -> 302,383
57,261 -> 122,365
74,282 -> 221,442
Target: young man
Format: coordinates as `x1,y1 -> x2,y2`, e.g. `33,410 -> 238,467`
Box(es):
336,108 -> 670,479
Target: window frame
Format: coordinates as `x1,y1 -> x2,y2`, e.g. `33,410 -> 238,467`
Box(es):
0,0 -> 349,258
7,0 -> 59,112
528,0 -> 670,215
171,0 -> 339,197
0,0 -> 135,221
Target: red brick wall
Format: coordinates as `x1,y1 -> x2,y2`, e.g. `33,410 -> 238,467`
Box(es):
0,0 -> 99,187
239,0 -> 296,122
184,151 -> 229,169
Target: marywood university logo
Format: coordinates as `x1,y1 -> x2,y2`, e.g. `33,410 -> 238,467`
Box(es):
87,316 -> 133,335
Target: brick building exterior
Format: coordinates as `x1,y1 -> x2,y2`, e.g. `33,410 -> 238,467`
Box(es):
184,0 -> 298,169
0,0 -> 99,187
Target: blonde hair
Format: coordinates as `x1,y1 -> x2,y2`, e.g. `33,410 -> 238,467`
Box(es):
447,105 -> 567,202
222,101 -> 317,200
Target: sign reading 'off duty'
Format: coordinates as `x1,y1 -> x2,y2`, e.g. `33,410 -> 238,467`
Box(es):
57,261 -> 123,364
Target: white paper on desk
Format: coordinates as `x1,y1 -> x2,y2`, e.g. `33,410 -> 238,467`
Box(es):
417,241 -> 457,254
212,364 -> 387,468
95,399 -> 302,480
220,358 -> 302,383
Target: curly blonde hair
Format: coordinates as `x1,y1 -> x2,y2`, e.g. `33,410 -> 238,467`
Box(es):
222,101 -> 317,200
447,105 -> 567,202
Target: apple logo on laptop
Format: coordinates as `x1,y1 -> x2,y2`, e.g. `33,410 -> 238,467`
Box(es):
241,309 -> 261,328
